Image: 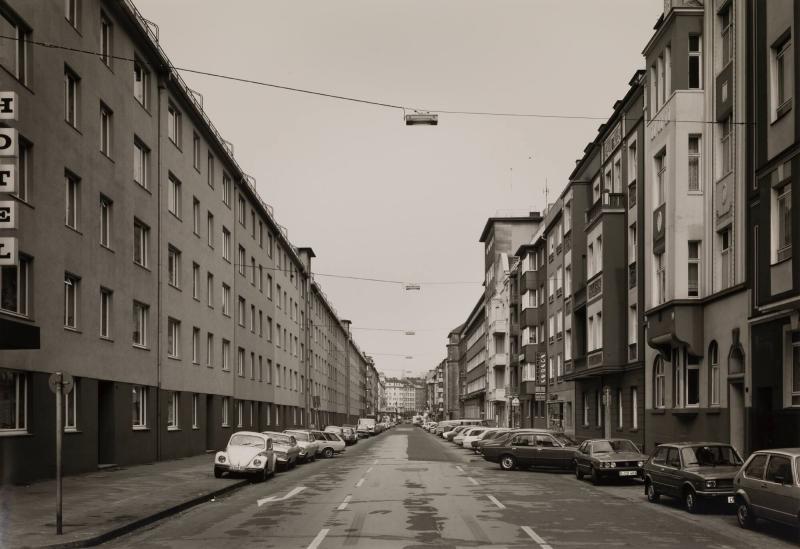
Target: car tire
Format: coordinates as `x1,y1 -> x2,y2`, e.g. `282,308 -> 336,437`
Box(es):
324,447 -> 334,459
575,465 -> 584,480
645,481 -> 660,503
499,455 -> 517,471
258,467 -> 268,483
214,467 -> 223,479
736,501 -> 755,529
590,467 -> 600,485
684,488 -> 701,514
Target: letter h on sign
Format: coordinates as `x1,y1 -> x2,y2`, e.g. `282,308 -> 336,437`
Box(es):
0,92 -> 18,121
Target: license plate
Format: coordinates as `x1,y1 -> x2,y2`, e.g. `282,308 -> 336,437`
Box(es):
619,470 -> 637,477
727,496 -> 735,504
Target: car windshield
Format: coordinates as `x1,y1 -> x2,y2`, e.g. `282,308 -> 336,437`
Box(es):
271,434 -> 292,444
287,431 -> 309,441
229,434 -> 265,449
681,445 -> 742,467
591,440 -> 639,454
552,433 -> 578,446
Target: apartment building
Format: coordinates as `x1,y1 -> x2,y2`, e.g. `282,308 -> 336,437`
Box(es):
565,73 -> 647,448
0,0 -> 370,483
444,324 -> 463,420
384,377 -> 424,418
747,0 -> 800,451
461,296 -> 487,419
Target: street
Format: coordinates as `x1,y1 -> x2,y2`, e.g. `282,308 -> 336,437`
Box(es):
106,426 -> 797,548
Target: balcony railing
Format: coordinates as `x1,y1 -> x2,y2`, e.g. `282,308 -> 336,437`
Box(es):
585,193 -> 626,225
629,262 -> 637,289
587,350 -> 603,367
587,276 -> 602,300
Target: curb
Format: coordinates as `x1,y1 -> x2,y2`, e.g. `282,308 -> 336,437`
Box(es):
32,478 -> 251,549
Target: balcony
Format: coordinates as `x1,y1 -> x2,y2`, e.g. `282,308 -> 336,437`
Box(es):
488,353 -> 508,368
489,319 -> 508,334
587,275 -> 602,301
587,350 -> 603,367
488,387 -> 506,401
585,193 -> 626,226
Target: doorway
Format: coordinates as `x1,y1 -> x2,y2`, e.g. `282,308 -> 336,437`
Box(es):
97,381 -> 115,466
729,382 -> 745,456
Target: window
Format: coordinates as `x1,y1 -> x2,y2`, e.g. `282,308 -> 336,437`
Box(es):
192,394 -> 199,429
64,379 -> 77,431
688,35 -> 702,89
100,288 -> 112,338
167,246 -> 181,288
617,389 -> 623,429
777,183 -> 792,262
222,339 -> 231,371
0,11 -> 29,84
192,327 -> 200,364
582,393 -> 589,426
192,198 -> 200,235
192,133 -> 200,170
133,139 -> 149,189
206,212 -> 214,248
631,387 -> 638,429
99,195 -> 112,248
744,454 -> 768,479
655,149 -> 666,206
686,355 -> 700,407
720,5 -> 732,67
238,296 -> 246,326
655,252 -> 666,305
192,262 -> 200,299
222,283 -> 230,316
222,174 -> 232,207
238,246 -> 245,276
688,135 -> 701,191
132,385 -> 147,428
709,341 -> 720,406
65,67 -> 79,127
0,370 -> 27,431
688,241 -> 700,297
167,392 -> 179,430
167,317 -> 180,358
99,104 -> 112,156
206,272 -> 214,307
0,256 -> 29,316
65,173 -> 79,229
237,401 -> 244,428
773,34 -> 793,119
65,0 -> 79,27
720,117 -> 733,176
133,60 -> 148,108
654,356 -> 665,408
720,227 -> 732,288
250,304 -> 256,332
100,14 -> 112,66
206,333 -> 214,367
221,397 -> 230,426
132,301 -> 148,347
267,275 -> 273,299
629,305 -> 637,345
222,227 -> 231,261
167,103 -> 181,147
64,274 -> 78,328
766,455 -> 794,484
238,196 -> 246,226
237,347 -> 245,376
14,138 -> 30,202
168,174 -> 181,217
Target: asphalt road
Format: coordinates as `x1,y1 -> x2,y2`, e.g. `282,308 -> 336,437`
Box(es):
107,426 -> 799,548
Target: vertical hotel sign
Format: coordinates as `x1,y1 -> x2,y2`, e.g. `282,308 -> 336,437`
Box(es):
0,91 -> 18,266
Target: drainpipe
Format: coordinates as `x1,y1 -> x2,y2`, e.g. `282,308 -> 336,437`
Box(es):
155,74 -> 165,462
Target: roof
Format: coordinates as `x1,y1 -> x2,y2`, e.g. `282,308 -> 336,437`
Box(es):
479,214 -> 542,243
750,448 -> 800,456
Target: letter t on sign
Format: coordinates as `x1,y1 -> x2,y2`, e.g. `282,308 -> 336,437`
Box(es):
0,92 -> 18,120
0,165 -> 15,194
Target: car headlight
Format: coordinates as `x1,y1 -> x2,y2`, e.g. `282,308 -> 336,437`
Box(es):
610,462 -> 617,469
705,480 -> 716,489
637,461 -> 644,467
217,455 -> 226,463
253,458 -> 262,467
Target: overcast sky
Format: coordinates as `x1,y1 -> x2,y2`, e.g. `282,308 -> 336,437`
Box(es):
136,0 -> 662,378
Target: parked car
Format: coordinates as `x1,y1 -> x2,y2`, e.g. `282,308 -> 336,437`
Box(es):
426,422 -> 438,433
643,442 -> 743,513
214,431 -> 276,482
734,448 -> 800,530
262,431 -> 301,470
481,430 -> 578,471
574,439 -> 648,484
284,430 -> 321,462
457,427 -> 488,447
474,429 -> 515,453
312,430 -> 346,457
340,426 -> 359,445
325,425 -> 345,437
445,425 -> 470,441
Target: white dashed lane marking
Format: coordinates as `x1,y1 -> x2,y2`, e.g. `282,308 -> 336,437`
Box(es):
355,478 -> 365,487
467,476 -> 479,485
487,495 -> 506,509
521,526 -> 553,549
307,528 -> 330,549
337,495 -> 352,511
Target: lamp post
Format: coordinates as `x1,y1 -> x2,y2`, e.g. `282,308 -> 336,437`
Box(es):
511,397 -> 520,429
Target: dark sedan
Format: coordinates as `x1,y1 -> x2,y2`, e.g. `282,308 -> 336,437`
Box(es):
574,439 -> 648,484
481,430 -> 578,471
643,442 -> 743,513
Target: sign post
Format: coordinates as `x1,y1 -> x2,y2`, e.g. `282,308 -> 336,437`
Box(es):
49,372 -> 74,535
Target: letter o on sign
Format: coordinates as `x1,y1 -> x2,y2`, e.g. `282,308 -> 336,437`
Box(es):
0,128 -> 17,157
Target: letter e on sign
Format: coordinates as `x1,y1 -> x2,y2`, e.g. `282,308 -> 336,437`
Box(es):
0,92 -> 18,121
0,128 -> 16,157
0,201 -> 17,229
0,164 -> 15,194
0,237 -> 17,266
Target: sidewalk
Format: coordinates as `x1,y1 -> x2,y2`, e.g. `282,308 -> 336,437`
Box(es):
0,454 -> 250,549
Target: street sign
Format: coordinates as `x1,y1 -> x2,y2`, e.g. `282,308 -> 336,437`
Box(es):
49,372 -> 74,395
511,397 -> 520,407
0,236 -> 17,266
0,200 -> 18,229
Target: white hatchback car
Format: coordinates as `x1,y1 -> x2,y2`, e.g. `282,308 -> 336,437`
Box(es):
312,430 -> 346,457
214,431 -> 276,482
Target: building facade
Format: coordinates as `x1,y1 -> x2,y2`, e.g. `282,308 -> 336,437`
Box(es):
0,0 -> 370,484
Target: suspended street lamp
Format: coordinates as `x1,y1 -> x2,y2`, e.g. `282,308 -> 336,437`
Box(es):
405,110 -> 438,126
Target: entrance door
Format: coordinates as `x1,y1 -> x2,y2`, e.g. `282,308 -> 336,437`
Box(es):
603,386 -> 612,439
97,381 -> 115,466
729,382 -> 745,456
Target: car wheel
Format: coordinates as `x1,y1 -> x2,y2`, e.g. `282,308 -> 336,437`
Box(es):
684,488 -> 701,514
575,464 -> 584,480
324,447 -> 334,459
214,467 -> 223,479
736,501 -> 755,529
499,455 -> 517,471
645,481 -> 660,503
289,458 -> 297,470
590,467 -> 600,485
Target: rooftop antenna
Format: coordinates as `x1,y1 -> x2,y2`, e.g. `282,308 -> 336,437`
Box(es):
544,177 -> 549,207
